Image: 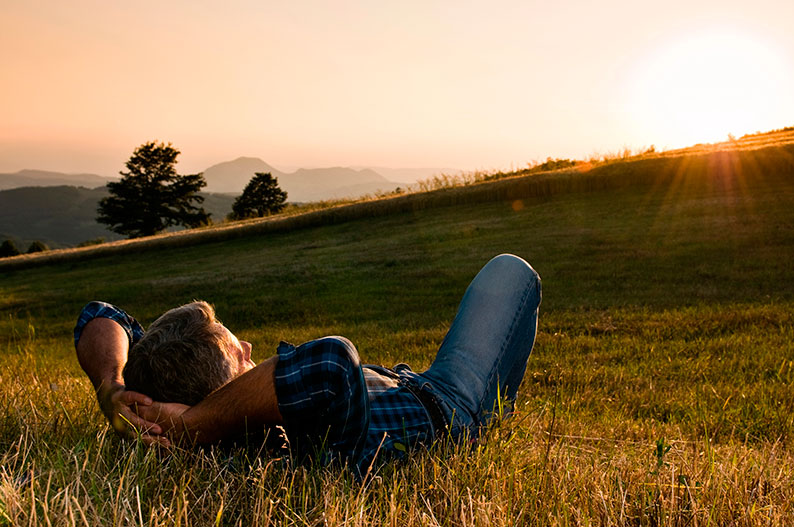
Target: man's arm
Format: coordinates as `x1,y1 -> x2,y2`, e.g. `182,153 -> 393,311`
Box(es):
76,314 -> 164,441
139,356 -> 283,445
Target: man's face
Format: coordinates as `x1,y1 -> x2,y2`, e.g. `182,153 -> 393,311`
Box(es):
217,323 -> 256,376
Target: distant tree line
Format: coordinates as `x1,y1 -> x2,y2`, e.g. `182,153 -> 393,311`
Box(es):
96,141 -> 288,239
0,239 -> 49,258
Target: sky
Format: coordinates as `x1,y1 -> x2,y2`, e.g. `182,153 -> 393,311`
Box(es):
2,0 -> 793,179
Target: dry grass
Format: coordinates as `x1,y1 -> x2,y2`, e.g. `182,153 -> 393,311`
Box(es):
1,354 -> 792,525
1,127 -> 793,524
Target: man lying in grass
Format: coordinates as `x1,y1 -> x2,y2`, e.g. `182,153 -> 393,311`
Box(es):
75,254 -> 541,472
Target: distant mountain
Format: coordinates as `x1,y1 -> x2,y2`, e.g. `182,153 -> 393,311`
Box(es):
0,186 -> 235,248
0,169 -> 112,190
202,157 -> 283,194
282,167 -> 394,202
202,157 -> 400,201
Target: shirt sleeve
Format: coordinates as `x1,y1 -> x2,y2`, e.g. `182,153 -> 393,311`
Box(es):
273,337 -> 370,466
73,301 -> 145,349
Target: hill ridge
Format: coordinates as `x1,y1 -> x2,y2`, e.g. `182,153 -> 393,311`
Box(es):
0,169 -> 111,190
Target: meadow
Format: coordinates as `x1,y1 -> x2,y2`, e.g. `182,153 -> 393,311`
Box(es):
1,138 -> 793,525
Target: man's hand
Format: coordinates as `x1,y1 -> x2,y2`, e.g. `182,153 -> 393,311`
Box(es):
97,381 -> 168,445
135,357 -> 284,445
76,316 -> 169,445
136,401 -> 191,441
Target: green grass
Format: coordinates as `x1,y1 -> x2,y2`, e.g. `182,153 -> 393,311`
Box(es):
1,139 -> 793,524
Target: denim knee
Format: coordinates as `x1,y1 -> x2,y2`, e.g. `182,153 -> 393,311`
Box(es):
487,254 -> 542,299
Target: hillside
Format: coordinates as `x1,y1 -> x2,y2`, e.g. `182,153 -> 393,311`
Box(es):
0,186 -> 236,248
0,186 -> 121,248
4,128 -> 793,266
6,141 -> 791,309
1,130 -> 793,523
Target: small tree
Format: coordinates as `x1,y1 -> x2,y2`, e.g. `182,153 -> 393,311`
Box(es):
0,240 -> 21,258
97,141 -> 210,238
229,173 -> 288,220
27,241 -> 49,253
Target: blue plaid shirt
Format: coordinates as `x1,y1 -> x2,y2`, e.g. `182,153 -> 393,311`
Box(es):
75,302 -> 434,471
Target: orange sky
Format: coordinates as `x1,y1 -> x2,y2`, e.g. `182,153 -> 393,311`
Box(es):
2,1 -> 793,178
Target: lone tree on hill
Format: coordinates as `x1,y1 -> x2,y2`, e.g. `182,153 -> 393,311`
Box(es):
97,141 -> 210,238
26,241 -> 49,254
229,172 -> 288,220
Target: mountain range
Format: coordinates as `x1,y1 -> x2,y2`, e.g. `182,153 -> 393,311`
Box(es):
0,159 -> 449,248
0,158 -> 416,202
201,157 -> 401,201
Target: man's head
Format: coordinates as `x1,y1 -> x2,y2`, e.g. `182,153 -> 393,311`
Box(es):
123,301 -> 255,405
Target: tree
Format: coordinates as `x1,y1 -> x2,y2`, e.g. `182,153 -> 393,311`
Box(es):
26,240 -> 49,253
0,240 -> 20,258
229,172 -> 288,220
97,141 -> 210,238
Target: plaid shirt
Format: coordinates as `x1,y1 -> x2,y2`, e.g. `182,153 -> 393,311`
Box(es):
75,302 -> 434,472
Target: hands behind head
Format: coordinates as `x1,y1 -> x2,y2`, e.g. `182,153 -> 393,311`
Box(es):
135,400 -> 191,444
97,382 -> 189,447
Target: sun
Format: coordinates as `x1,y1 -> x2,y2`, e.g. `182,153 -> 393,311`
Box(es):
625,29 -> 790,147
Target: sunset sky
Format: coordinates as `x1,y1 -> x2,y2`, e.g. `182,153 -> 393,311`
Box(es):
2,0 -> 793,178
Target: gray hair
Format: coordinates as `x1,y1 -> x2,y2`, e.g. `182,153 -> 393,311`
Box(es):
123,301 -> 236,405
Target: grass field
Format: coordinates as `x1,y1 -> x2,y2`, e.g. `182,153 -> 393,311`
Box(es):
1,138 -> 793,524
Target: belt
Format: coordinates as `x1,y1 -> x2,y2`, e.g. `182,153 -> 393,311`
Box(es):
401,380 -> 449,439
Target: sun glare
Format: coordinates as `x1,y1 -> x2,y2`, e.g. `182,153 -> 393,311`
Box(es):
626,29 -> 790,147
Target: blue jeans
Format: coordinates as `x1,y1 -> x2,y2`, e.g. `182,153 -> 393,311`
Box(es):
418,254 -> 541,438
